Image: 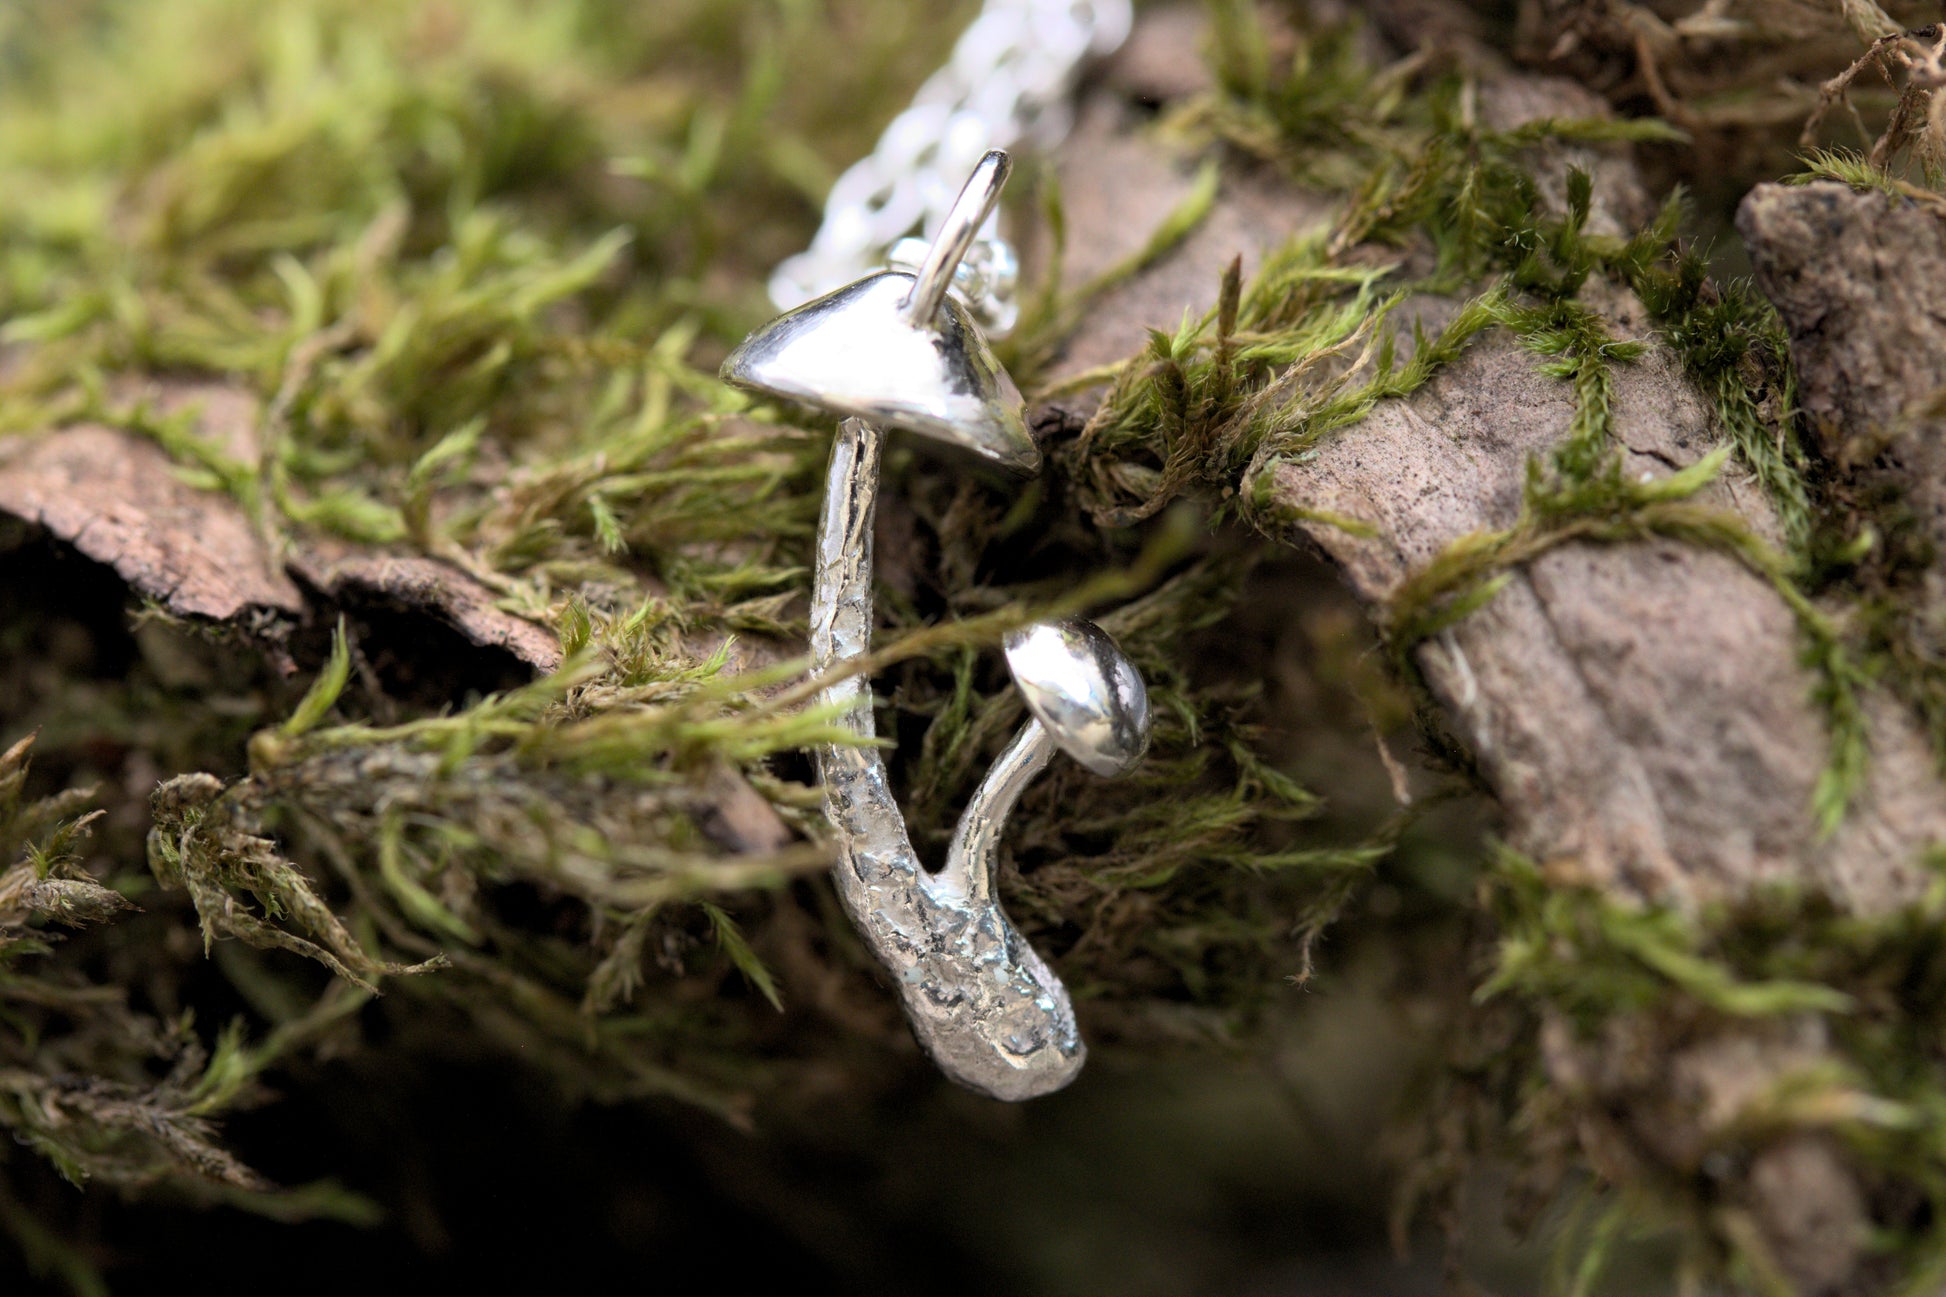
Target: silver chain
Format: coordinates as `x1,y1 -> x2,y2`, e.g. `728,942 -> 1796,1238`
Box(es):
768,0 -> 1132,329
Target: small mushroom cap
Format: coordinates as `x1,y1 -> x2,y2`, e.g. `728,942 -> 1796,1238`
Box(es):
720,270 -> 1038,475
1003,618 -> 1151,777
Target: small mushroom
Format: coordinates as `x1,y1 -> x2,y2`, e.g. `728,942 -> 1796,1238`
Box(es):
934,618 -> 1152,908
719,152 -> 1113,1100
720,150 -> 1037,475
1005,617 -> 1151,776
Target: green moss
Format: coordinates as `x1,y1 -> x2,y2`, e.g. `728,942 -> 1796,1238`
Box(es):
1412,844 -> 1946,1292
1040,8 -> 1862,835
0,11 -> 1401,1257
1,732 -> 377,1294
1,0 -> 1936,1291
1791,146 -> 1939,201
1027,9 -> 1946,1289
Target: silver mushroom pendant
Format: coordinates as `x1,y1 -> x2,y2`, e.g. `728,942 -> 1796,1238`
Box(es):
722,151 -> 1151,1100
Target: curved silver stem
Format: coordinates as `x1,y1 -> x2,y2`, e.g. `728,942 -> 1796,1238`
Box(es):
933,719 -> 1055,907
900,150 -> 1012,328
811,417 -> 1084,1100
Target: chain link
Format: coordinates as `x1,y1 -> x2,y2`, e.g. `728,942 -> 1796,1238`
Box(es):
768,0 -> 1131,325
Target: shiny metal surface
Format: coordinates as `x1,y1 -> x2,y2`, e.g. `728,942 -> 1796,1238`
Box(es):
769,0 -> 1133,327
1003,618 -> 1151,777
810,419 -> 1084,1100
887,233 -> 1019,336
731,151 -> 1153,1099
932,719 -> 1056,908
903,151 -> 1011,328
720,269 -> 1037,475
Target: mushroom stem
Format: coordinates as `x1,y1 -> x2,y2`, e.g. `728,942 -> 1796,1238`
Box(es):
933,719 -> 1055,907
808,417 -> 883,699
900,149 -> 1012,328
809,417 -> 1084,1101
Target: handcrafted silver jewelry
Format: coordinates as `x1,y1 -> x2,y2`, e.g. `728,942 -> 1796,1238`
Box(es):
722,2 -> 1147,1100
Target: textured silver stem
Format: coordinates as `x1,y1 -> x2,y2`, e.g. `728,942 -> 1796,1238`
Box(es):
811,418 -> 1084,1100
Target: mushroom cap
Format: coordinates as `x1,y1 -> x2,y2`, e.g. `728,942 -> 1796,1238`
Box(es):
720,270 -> 1038,475
1003,618 -> 1151,777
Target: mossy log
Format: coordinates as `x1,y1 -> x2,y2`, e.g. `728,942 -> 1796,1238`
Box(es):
1031,15 -> 1946,1294
8,2 -> 1946,1294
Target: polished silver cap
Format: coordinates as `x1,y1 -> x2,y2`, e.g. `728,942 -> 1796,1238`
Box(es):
1003,618 -> 1151,777
719,270 -> 1037,474
722,151 -> 1038,475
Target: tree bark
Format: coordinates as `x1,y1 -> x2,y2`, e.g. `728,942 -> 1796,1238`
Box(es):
1034,10 -> 1946,1292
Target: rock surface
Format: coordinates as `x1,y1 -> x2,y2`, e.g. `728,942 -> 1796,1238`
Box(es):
1743,180 -> 1946,659
1029,10 -> 1946,1292
1051,23 -> 1946,917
